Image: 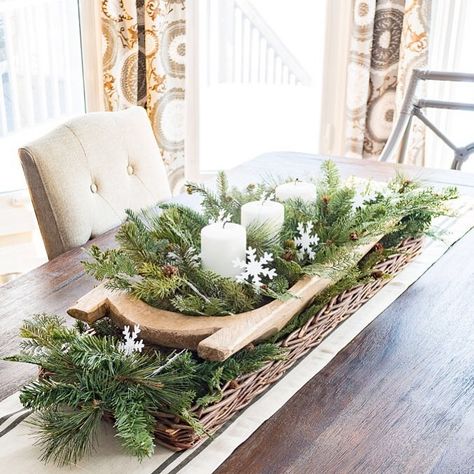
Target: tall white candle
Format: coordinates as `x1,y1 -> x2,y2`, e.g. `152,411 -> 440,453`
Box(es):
275,181 -> 316,203
241,200 -> 284,239
201,222 -> 246,278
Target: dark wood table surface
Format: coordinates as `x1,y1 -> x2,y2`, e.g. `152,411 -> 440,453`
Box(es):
1,153 -> 474,473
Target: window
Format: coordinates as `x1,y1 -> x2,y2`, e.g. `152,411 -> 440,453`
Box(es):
0,0 -> 86,278
187,0 -> 327,179
0,0 -> 85,193
425,0 -> 474,171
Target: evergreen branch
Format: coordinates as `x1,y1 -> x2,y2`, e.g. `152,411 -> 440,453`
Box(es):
28,404 -> 104,466
112,391 -> 156,459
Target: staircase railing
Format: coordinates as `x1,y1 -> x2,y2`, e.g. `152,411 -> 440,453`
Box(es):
213,0 -> 311,86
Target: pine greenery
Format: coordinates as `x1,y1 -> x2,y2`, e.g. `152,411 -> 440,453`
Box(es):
4,161 -> 458,465
84,160 -> 456,314
5,315 -> 283,466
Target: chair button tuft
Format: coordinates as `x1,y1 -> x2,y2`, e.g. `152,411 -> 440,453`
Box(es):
127,165 -> 134,175
90,183 -> 98,193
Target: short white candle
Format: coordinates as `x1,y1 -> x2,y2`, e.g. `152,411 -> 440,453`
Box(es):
241,200 -> 284,239
275,180 -> 316,203
201,222 -> 246,278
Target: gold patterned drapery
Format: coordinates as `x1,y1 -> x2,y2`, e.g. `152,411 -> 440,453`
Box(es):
344,0 -> 430,165
101,0 -> 186,190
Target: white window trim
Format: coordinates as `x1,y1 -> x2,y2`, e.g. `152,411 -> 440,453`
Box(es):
318,0 -> 353,158
184,0 -> 202,182
78,0 -> 104,113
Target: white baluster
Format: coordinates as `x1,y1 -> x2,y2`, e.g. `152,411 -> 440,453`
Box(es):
242,17 -> 250,83
267,47 -> 275,84
275,56 -> 282,84
234,6 -> 243,83
259,37 -> 266,83
251,27 -> 260,82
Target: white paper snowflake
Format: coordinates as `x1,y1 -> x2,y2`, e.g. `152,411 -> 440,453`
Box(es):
352,192 -> 368,210
209,210 -> 232,227
350,178 -> 389,210
233,247 -> 277,288
119,325 -> 145,356
295,222 -> 320,260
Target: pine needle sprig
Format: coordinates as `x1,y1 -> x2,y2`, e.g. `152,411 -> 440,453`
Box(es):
29,404 -> 104,466
111,390 -> 156,459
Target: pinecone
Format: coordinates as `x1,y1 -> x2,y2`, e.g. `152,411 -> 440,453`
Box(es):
371,270 -> 384,279
282,248 -> 295,261
349,232 -> 359,241
284,239 -> 296,249
162,264 -> 179,278
399,179 -> 413,193
325,239 -> 334,246
246,183 -> 256,191
374,242 -> 384,252
322,195 -> 331,204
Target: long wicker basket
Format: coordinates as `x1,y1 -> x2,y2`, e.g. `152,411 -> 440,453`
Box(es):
151,237 -> 423,451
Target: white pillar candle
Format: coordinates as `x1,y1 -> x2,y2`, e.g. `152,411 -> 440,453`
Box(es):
275,180 -> 317,203
241,200 -> 284,239
201,223 -> 246,278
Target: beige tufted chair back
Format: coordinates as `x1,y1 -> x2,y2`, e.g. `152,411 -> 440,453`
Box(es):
19,107 -> 172,260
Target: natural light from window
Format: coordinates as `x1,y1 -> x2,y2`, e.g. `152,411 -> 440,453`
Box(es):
0,0 -> 85,194
197,0 -> 326,173
426,0 -> 474,172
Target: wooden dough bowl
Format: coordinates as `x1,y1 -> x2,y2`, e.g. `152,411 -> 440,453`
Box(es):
68,240 -> 381,361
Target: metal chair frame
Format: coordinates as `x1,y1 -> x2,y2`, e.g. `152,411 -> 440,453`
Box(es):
379,69 -> 474,170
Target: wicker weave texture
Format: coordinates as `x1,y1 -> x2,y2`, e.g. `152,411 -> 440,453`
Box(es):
152,238 -> 423,451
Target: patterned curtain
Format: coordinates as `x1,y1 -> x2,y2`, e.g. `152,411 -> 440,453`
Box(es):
344,0 -> 430,165
101,0 -> 186,191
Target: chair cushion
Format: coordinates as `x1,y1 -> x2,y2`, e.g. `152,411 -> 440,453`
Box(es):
19,107 -> 171,259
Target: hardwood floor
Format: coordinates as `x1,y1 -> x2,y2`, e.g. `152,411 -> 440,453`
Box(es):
216,228 -> 474,474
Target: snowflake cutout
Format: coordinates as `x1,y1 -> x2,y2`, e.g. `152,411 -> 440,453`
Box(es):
350,178 -> 389,210
209,210 -> 232,227
295,222 -> 320,260
119,325 -> 144,356
233,247 -> 277,288
352,192 -> 370,210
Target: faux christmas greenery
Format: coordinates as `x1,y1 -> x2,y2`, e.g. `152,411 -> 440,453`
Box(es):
83,161 -> 456,315
6,314 -> 283,465
4,161 -> 458,466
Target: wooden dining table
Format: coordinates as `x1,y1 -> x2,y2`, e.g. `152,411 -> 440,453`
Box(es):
1,153 -> 474,473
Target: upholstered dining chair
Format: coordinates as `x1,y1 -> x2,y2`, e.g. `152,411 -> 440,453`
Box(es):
19,106 -> 172,260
